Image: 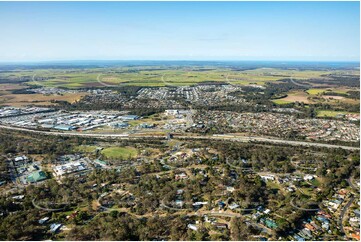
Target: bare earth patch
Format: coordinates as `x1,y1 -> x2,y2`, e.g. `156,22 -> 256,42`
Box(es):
0,84 -> 27,90
277,91 -> 311,104
323,95 -> 345,100
0,92 -> 88,106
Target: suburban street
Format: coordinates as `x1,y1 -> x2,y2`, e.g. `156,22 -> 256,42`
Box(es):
339,195 -> 355,235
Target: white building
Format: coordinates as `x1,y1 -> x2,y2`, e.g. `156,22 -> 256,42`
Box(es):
165,110 -> 179,115
187,224 -> 198,231
304,175 -> 315,181
53,161 -> 87,177
260,175 -> 275,182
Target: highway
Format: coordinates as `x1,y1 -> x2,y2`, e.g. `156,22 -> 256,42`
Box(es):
182,134 -> 360,150
178,134 -> 359,150
0,124 -> 359,151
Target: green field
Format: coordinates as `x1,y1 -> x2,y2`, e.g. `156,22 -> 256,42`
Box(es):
101,146 -> 138,159
307,88 -> 350,95
272,99 -> 293,105
1,67 -> 355,89
306,89 -> 330,95
316,110 -> 359,117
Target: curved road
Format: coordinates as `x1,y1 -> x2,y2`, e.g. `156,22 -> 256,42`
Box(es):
339,195 -> 355,235
0,124 -> 359,151
32,198 -> 67,212
289,197 -> 320,212
347,178 -> 359,192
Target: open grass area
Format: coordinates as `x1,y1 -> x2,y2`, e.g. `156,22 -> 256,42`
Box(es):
316,110 -> 359,117
266,181 -> 282,191
317,110 -> 344,117
101,146 -> 138,159
310,178 -> 321,187
272,99 -> 293,105
75,145 -> 98,153
127,120 -> 146,127
306,88 -> 330,95
307,88 -> 352,95
1,67 -> 355,89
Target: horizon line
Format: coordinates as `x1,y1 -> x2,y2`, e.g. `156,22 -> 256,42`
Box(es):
0,59 -> 359,64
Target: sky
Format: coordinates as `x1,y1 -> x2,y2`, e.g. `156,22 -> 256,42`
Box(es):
0,1 -> 359,62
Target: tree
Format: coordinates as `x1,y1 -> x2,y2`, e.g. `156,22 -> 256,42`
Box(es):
230,217 -> 248,240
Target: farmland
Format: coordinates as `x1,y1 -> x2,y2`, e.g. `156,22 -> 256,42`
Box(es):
0,66 -> 358,89
0,92 -> 87,107
306,88 -> 352,95
273,87 -> 359,107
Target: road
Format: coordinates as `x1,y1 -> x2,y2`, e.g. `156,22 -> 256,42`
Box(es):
289,197 -> 320,212
347,178 -> 359,192
208,134 -> 359,150
32,198 -> 67,212
289,76 -> 311,88
338,178 -> 358,237
339,195 -> 355,235
0,124 -> 359,151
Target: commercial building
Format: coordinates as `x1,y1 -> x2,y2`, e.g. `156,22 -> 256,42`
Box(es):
53,125 -> 76,131
119,115 -> 139,120
53,161 -> 88,177
27,170 -> 47,183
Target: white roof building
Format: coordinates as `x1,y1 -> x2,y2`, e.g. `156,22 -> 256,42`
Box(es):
304,175 -> 315,181
53,161 -> 87,177
187,224 -> 198,231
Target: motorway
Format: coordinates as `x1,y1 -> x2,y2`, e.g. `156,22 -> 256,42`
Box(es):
186,134 -> 360,150
0,124 -> 359,151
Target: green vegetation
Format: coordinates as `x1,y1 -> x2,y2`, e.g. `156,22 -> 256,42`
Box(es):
0,63 -> 359,241
307,88 -> 329,95
101,146 -> 138,159
0,129 -> 359,241
307,88 -> 350,95
272,99 -> 293,105
74,145 -> 98,153
316,110 -> 358,117
1,66 -> 358,89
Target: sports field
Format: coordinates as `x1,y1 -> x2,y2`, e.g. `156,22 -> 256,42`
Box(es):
101,146 -> 138,159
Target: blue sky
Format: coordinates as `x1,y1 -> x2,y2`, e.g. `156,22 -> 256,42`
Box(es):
0,1 -> 359,61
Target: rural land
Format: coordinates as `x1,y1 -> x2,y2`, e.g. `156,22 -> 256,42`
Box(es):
0,61 -> 359,241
